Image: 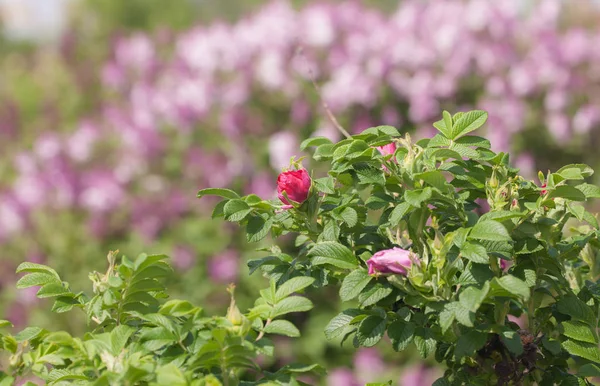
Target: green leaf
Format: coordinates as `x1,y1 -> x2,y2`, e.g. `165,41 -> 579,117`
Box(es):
16,273 -> 60,289
197,188 -> 240,199
562,340 -> 600,363
272,297 -> 313,318
557,295 -> 596,326
459,282 -> 489,313
263,320 -> 300,337
414,328 -> 437,358
415,171 -> 451,192
500,330 -> 523,356
223,199 -> 252,222
561,321 -> 598,344
455,330 -> 487,360
156,363 -> 187,386
388,321 -> 415,352
404,188 -> 432,207
300,136 -> 333,150
275,277 -> 315,301
492,275 -> 530,301
433,118 -> 451,138
0,320 -> 13,328
14,327 -> 43,342
110,325 -> 135,355
308,242 -> 358,270
389,202 -> 412,226
246,215 -> 272,243
359,283 -> 393,307
575,183 -> 600,199
339,269 -> 372,302
325,309 -> 361,340
460,241 -> 489,264
340,207 -> 358,228
439,304 -> 456,334
47,369 -> 88,384
548,186 -> 586,201
469,220 -> 511,241
159,300 -> 199,317
356,315 -> 386,347
578,363 -> 600,377
451,110 -> 488,139
36,283 -> 69,298
16,262 -> 60,281
556,164 -> 594,178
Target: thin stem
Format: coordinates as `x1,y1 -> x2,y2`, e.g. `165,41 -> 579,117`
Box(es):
296,46 -> 351,139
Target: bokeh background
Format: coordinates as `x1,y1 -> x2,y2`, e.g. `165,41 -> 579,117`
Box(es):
1,0 -> 600,385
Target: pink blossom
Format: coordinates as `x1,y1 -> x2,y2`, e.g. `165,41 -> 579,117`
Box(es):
367,247 -> 416,276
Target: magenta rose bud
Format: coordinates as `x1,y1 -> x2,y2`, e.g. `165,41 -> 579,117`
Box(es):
367,247 -> 415,276
277,169 -> 311,206
376,142 -> 396,157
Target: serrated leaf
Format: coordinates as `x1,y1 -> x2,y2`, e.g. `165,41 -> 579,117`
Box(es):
356,315 -> 386,347
389,202 -> 412,226
16,262 -> 60,281
460,241 -> 489,264
388,321 -> 415,352
325,309 -> 362,340
197,188 -> 240,199
272,296 -> 313,318
459,283 -> 489,313
493,275 -> 530,301
159,300 -> 199,317
340,207 -> 358,228
36,283 -> 69,298
223,199 -> 252,222
308,242 -> 358,270
246,215 -> 272,243
562,340 -> 600,363
359,283 -> 393,307
455,330 -> 487,360
339,269 -> 372,302
439,305 -> 456,334
110,325 -> 135,355
404,188 -> 432,207
576,183 -> 600,199
14,327 -> 43,342
274,277 -> 315,301
451,110 -> 487,139
548,186 -> 586,201
263,320 -> 300,337
414,328 -> 437,358
469,220 -> 511,241
556,164 -> 594,178
557,295 -> 596,326
300,136 -> 333,150
561,321 -> 598,344
415,171 -> 451,192
16,273 -> 60,289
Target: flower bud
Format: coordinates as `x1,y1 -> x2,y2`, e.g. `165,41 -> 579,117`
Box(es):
277,169 -> 311,207
367,247 -> 417,276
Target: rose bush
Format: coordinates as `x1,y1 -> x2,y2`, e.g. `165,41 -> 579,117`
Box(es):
200,110 -> 600,385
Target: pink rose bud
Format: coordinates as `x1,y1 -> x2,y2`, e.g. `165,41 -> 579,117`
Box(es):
540,183 -> 547,196
376,142 -> 396,157
367,247 -> 415,276
277,169 -> 311,206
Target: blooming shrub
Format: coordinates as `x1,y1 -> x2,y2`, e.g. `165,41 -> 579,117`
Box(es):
0,252 -> 323,385
201,110 -> 600,384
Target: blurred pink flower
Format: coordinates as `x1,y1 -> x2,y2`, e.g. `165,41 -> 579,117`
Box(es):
208,250 -> 239,283
327,368 -> 358,386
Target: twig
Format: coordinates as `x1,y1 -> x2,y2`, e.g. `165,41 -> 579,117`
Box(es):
296,46 -> 352,139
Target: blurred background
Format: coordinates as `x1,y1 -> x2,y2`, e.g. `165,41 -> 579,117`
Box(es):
1,0 -> 600,385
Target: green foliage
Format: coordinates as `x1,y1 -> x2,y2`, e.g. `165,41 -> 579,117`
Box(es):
0,252 -> 320,385
205,110 -> 600,385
